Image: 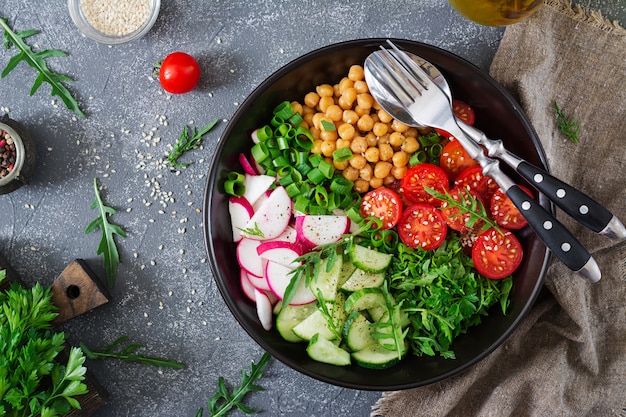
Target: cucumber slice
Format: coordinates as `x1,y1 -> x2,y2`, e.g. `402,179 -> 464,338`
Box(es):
343,311 -> 376,352
307,333 -> 351,366
337,258 -> 357,288
276,302 -> 317,343
292,309 -> 336,341
340,268 -> 385,292
309,255 -> 342,302
349,244 -> 392,273
343,288 -> 385,314
351,342 -> 407,369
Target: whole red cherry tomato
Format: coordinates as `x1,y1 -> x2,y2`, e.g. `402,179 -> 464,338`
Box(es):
159,52 -> 201,94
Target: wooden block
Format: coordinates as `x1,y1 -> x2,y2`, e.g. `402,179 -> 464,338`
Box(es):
50,259 -> 111,324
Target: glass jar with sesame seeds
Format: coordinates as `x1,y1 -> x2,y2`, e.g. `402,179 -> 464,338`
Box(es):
68,0 -> 161,45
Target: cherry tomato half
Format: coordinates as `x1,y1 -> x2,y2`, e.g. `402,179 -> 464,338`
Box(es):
398,204 -> 448,250
452,99 -> 475,126
159,52 -> 201,94
400,163 -> 449,206
472,227 -> 523,279
439,188 -> 485,232
490,185 -> 533,229
360,187 -> 403,230
439,138 -> 478,181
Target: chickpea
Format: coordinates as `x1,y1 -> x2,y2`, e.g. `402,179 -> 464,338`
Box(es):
318,96 -> 335,113
365,132 -> 378,147
333,83 -> 341,97
372,122 -> 389,137
304,92 -> 320,108
391,165 -> 408,180
356,93 -> 375,109
364,147 -> 380,163
378,109 -> 393,123
377,134 -> 390,145
383,175 -> 396,186
354,105 -> 370,117
391,119 -> 409,133
312,139 -> 323,154
338,77 -> 354,94
357,114 -> 374,132
405,127 -> 419,138
416,126 -> 434,136
374,161 -> 392,179
350,136 -> 367,154
359,164 -> 373,181
379,143 -> 394,161
342,166 -> 359,182
333,160 -> 349,171
392,150 -> 409,167
348,65 -> 365,81
320,129 -> 338,142
401,136 -> 420,154
388,131 -> 405,148
320,140 -> 336,157
309,126 -> 321,140
337,96 -> 353,110
354,80 -> 369,94
316,84 -> 334,97
303,112 -> 314,126
337,123 -> 356,140
349,154 -> 367,170
289,101 -> 303,116
335,138 -> 351,149
341,88 -> 357,106
325,104 -> 343,122
343,109 -> 359,124
354,179 -> 370,193
311,112 -> 325,130
369,177 -> 384,189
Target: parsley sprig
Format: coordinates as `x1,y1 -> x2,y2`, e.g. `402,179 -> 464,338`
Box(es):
0,17 -> 85,118
80,336 -> 185,369
554,100 -> 580,143
85,178 -> 127,287
0,277 -> 89,416
167,119 -> 219,168
196,352 -> 271,417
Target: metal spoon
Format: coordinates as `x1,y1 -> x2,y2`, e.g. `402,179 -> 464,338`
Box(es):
365,46 -> 626,242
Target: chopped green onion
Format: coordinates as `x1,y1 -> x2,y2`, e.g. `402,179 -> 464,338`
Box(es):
276,136 -> 290,150
224,172 -> 245,196
320,120 -> 336,131
271,115 -> 285,127
274,123 -> 290,138
308,153 -> 324,168
285,183 -> 301,198
306,167 -> 326,184
313,186 -> 329,207
330,176 -> 353,194
428,143 -> 443,158
272,155 -> 290,168
295,126 -> 314,143
255,125 -> 273,142
288,112 -> 303,126
332,147 -> 353,162
274,101 -> 295,120
251,142 -> 269,163
409,150 -> 427,166
294,196 -> 309,213
317,160 -> 334,179
418,132 -> 441,147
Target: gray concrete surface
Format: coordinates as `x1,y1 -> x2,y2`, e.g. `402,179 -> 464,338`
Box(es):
1,1 -> 624,416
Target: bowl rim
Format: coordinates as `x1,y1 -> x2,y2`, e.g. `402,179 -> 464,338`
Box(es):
202,38 -> 551,390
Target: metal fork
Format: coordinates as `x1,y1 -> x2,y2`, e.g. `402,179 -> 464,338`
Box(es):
366,45 -> 601,282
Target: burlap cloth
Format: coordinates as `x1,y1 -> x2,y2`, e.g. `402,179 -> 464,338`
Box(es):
371,1 -> 626,415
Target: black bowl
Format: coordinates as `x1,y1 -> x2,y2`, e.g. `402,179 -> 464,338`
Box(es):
203,39 -> 550,390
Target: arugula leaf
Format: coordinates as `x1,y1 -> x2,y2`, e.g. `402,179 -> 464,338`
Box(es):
80,336 -> 185,369
196,352 -> 271,417
0,279 -> 88,416
0,17 -> 85,118
167,119 -> 219,168
388,235 -> 512,359
85,178 -> 127,287
554,100 -> 580,143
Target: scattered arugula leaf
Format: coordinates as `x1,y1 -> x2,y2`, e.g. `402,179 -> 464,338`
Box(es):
0,17 -> 85,118
80,336 -> 185,369
85,178 -> 127,287
553,100 -> 580,143
0,278 -> 88,416
168,119 -> 219,168
425,186 -> 500,232
388,236 -> 512,359
196,352 -> 271,417
370,282 -> 409,360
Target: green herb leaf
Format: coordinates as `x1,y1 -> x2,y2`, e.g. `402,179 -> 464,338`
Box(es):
85,178 -> 127,287
320,119 -> 336,131
0,17 -> 85,118
239,222 -> 265,238
80,336 -> 186,369
197,352 -> 271,417
424,186 -> 499,232
167,119 -> 219,168
554,100 -> 580,143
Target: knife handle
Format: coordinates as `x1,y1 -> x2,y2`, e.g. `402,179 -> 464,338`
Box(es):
505,185 -> 601,282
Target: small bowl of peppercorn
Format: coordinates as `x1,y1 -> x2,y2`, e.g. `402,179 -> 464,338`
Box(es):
0,122 -> 24,187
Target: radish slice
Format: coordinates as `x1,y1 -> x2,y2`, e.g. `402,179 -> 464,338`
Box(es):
247,270 -> 271,291
269,225 -> 297,244
265,261 -> 316,305
229,196 -> 254,242
295,215 -> 350,248
254,289 -> 274,330
240,269 -> 257,302
242,174 -> 275,207
257,241 -> 302,268
250,128 -> 262,144
243,186 -> 292,240
236,238 -> 264,277
238,153 -> 257,175
252,190 -> 271,211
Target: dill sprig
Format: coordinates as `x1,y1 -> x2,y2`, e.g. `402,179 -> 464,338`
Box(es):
554,100 -> 580,143
167,119 -> 219,168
